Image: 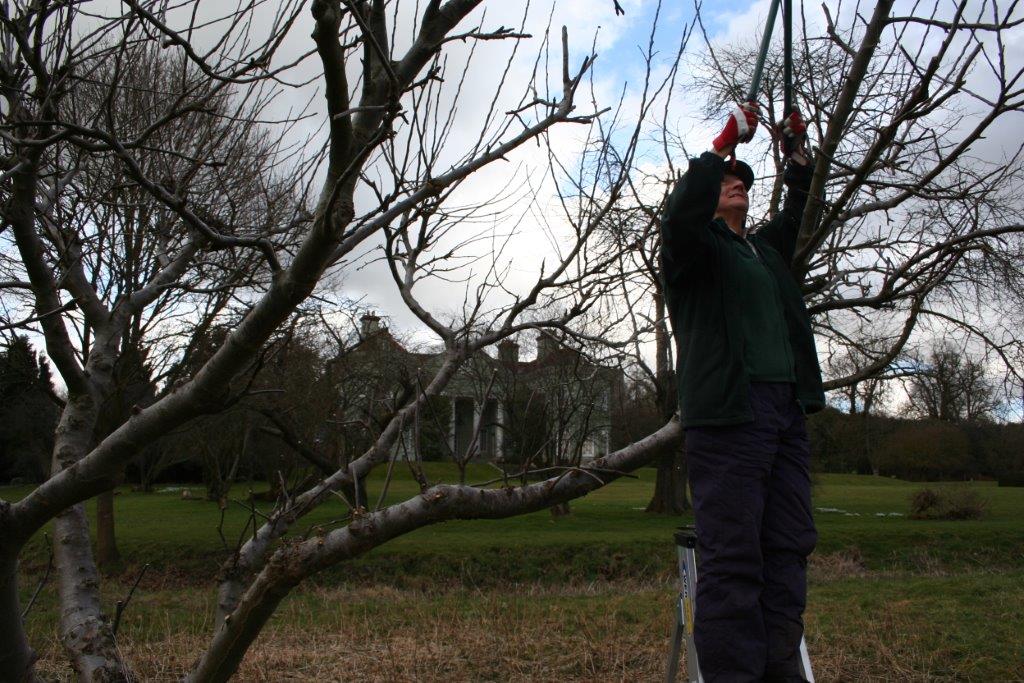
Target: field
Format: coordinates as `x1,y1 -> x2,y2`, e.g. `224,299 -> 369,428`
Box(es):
7,468 -> 1024,681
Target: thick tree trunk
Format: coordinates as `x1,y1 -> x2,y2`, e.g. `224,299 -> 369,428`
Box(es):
50,396 -> 130,681
646,292 -> 690,514
6,136 -> 128,682
0,554 -> 39,682
645,440 -> 690,514
95,490 -> 120,571
53,504 -> 127,681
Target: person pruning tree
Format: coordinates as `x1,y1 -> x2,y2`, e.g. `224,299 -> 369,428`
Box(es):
659,99 -> 826,682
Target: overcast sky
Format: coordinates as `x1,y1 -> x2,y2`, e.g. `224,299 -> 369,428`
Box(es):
12,1 -> 1024,413
311,0 -> 789,341
303,0 -> 1023,360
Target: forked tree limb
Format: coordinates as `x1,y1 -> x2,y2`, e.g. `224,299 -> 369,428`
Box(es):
793,0 -> 895,276
189,418 -> 680,682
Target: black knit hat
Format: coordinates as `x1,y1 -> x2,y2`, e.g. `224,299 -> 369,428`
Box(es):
725,159 -> 755,190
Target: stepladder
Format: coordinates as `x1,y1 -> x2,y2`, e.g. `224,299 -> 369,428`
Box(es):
665,526 -> 815,683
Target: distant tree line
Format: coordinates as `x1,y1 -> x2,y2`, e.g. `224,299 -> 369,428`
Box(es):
810,343 -> 1023,484
4,333 -> 1021,487
613,341 -> 1024,485
807,410 -> 1023,484
0,322 -> 449,492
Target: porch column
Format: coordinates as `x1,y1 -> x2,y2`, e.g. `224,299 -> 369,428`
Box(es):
448,396 -> 456,457
495,402 -> 505,460
472,400 -> 482,460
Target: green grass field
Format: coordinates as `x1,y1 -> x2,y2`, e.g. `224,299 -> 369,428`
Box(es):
7,469 -> 1024,681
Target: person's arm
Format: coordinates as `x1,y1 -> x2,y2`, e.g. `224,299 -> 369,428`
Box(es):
757,111 -> 813,262
660,153 -> 726,287
756,158 -> 812,262
660,103 -> 759,287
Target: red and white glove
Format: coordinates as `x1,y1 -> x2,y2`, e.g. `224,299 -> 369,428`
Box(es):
712,102 -> 759,153
779,109 -> 807,156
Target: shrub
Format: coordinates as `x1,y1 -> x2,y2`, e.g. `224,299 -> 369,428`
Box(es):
909,487 -> 987,520
909,488 -> 940,516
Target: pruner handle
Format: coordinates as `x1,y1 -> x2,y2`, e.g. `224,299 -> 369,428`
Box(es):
745,0 -> 783,104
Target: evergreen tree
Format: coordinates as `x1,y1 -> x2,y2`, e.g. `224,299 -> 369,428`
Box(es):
0,336 -> 59,482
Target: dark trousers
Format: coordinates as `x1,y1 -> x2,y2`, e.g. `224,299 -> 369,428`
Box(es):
684,382 -> 817,683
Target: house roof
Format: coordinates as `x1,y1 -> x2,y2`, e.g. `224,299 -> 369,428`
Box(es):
349,326 -> 618,380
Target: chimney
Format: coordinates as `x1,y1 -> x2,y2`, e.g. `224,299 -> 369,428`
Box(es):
360,312 -> 380,338
536,331 -> 557,360
498,339 -> 519,363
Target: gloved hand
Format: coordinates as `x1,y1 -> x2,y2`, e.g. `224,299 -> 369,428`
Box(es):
779,109 -> 807,157
712,102 -> 759,154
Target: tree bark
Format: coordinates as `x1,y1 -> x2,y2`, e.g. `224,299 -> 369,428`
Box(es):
646,440 -> 689,514
0,553 -> 39,682
646,292 -> 690,514
7,149 -> 131,680
49,394 -> 130,680
95,490 -> 120,572
53,504 -> 126,682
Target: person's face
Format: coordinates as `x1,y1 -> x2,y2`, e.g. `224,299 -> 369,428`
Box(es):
718,173 -> 749,215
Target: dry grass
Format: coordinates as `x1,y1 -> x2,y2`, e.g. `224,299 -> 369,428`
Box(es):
27,570 -> 1023,682
15,473 -> 1024,680
31,581 -> 669,682
809,608 -> 981,683
808,549 -> 870,582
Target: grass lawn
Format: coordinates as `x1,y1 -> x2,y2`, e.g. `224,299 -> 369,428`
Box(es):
6,469 -> 1024,681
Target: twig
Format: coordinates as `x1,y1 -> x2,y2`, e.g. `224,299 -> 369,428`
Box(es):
229,505 -> 255,570
0,300 -> 81,332
230,497 -> 273,523
472,465 -> 638,488
216,506 -> 229,551
277,470 -> 292,509
349,462 -> 363,511
20,534 -> 53,622
302,514 -> 353,540
112,563 -> 150,636
374,412 -> 404,511
329,487 -> 355,511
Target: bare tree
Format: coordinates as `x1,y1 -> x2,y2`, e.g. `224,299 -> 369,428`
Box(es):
603,188 -> 691,513
1,3 -> 308,675
594,1 -> 1024,512
688,1 -> 1024,397
0,2 -> 683,680
74,47 -> 299,568
827,343 -> 894,418
904,341 -> 1002,423
3,2 -> 1017,679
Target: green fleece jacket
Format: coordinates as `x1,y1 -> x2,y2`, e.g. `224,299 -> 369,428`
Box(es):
660,152 -> 825,427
